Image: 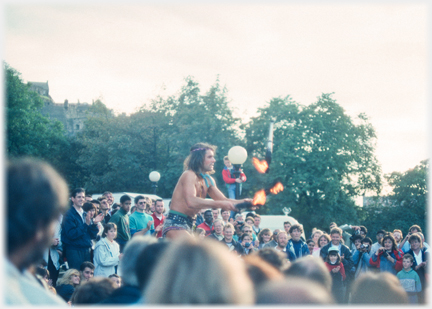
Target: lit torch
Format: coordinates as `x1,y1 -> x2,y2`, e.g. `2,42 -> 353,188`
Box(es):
235,182 -> 284,211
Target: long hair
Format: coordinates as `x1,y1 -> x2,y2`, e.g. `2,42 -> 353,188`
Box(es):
57,269 -> 80,287
382,234 -> 397,251
183,143 -> 217,174
258,228 -> 272,243
144,237 -> 254,304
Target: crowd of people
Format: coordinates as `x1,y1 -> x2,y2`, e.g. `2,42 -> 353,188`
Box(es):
6,143 -> 428,305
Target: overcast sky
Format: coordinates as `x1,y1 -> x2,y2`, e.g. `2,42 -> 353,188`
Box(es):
3,2 -> 429,185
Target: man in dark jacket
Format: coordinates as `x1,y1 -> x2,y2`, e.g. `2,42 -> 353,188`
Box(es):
286,224 -> 310,261
220,223 -> 243,255
61,188 -> 104,269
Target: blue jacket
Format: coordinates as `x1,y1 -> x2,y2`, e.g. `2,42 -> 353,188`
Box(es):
61,206 -> 99,251
286,239 -> 310,262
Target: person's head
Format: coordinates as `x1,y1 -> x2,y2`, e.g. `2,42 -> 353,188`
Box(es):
242,223 -> 254,237
136,242 -> 170,291
120,195 -> 132,213
57,268 -> 80,287
212,209 -> 220,220
80,262 -> 95,282
257,248 -> 289,272
223,223 -> 234,241
330,227 -> 343,245
289,224 -> 303,241
71,188 -> 86,208
243,255 -> 284,291
102,222 -> 117,240
235,213 -> 244,223
195,228 -> 206,239
273,229 -> 281,240
392,229 -> 403,242
376,229 -> 386,243
184,143 -> 217,175
258,228 -> 272,244
408,233 -> 423,250
283,221 -> 291,233
326,247 -> 341,265
130,205 -> 137,214
155,199 -> 164,215
150,200 -> 156,213
223,156 -> 232,168
204,210 -> 213,225
312,229 -> 323,245
306,239 -> 315,253
245,216 -> 254,226
409,225 -> 422,234
35,266 -> 50,283
382,234 -> 397,251
83,202 -> 97,219
85,193 -> 92,202
70,277 -> 116,305
254,214 -> 261,227
402,253 -> 414,270
135,195 -> 149,212
351,272 -> 408,304
144,237 -> 254,304
241,233 -> 252,246
7,158 -> 69,270
213,219 -> 224,235
359,225 -> 368,235
361,237 -> 373,251
98,196 -> 109,211
329,222 -> 337,230
91,199 -> 100,212
108,274 -> 122,288
283,255 -> 332,291
221,210 -> 230,221
277,231 -> 289,248
102,191 -> 113,205
352,234 -> 364,248
256,278 -> 334,304
318,234 -> 331,248
120,235 -> 158,287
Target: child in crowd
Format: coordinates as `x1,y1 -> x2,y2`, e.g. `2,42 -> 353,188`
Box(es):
397,253 -> 422,304
324,246 -> 346,304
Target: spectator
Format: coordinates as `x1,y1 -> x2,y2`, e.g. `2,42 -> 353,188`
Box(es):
103,191 -> 114,210
98,196 -> 111,223
329,222 -> 355,250
207,219 -> 225,241
100,235 -> 157,304
369,233 -> 404,275
311,229 -> 324,255
109,194 -> 132,252
42,215 -> 63,288
144,238 -> 254,304
70,277 -> 116,305
312,233 -> 331,257
61,188 -> 103,270
56,268 -> 81,302
263,229 -> 280,248
221,210 -> 230,225
241,223 -> 257,243
396,253 -> 422,304
6,158 -> 68,305
151,199 -> 166,238
109,274 -> 122,288
352,236 -> 373,278
306,239 -> 315,254
212,208 -> 220,221
399,225 -> 429,253
257,228 -> 273,249
197,209 -> 214,236
243,255 -> 284,291
252,214 -> 261,235
94,222 -> 122,277
324,246 -> 346,303
404,233 -> 428,303
129,195 -> 154,237
283,220 -> 292,235
370,229 -> 387,255
194,227 -> 206,239
220,223 -> 243,255
275,231 -> 289,254
258,248 -> 290,272
283,255 -> 332,292
80,261 -> 95,283
351,272 -> 408,304
393,229 -> 403,249
286,224 -> 310,261
85,193 -> 93,202
240,233 -> 256,256
222,156 -> 247,219
83,201 -> 104,253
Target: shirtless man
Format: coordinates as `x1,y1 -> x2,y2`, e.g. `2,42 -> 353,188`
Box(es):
163,142 -> 254,239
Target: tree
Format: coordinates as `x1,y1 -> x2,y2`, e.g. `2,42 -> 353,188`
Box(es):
243,93 -> 382,233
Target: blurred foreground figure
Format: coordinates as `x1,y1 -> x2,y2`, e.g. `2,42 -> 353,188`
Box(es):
256,277 -> 334,304
6,158 -> 69,305
144,237 -> 254,304
350,272 -> 408,304
70,277 -> 116,305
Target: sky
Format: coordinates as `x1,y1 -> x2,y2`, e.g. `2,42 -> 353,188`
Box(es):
3,2 -> 429,188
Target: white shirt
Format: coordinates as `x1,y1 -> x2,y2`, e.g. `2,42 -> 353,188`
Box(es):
413,250 -> 423,266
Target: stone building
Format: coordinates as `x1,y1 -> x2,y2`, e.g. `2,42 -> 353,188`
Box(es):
28,81 -> 92,136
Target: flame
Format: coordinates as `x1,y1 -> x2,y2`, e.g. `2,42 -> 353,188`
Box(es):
252,157 -> 269,174
269,182 -> 284,195
252,189 -> 267,205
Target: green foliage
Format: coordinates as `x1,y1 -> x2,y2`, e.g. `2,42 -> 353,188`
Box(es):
243,93 -> 382,233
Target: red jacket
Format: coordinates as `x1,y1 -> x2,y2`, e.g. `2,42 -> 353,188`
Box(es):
325,262 -> 346,280
197,222 -> 214,236
222,167 -> 246,184
151,212 -> 165,238
369,249 -> 404,272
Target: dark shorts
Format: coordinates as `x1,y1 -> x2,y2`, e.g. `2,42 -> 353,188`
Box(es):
162,211 -> 194,238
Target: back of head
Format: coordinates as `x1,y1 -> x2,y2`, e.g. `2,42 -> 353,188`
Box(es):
70,277 -> 116,305
119,235 -> 157,286
7,158 -> 69,256
351,272 -> 408,304
283,255 -> 332,291
256,278 -> 334,304
145,236 -> 254,304
243,255 -> 284,290
257,248 -> 288,271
